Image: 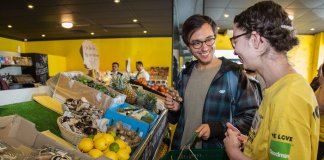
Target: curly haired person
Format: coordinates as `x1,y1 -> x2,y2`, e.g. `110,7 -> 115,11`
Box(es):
223,1 -> 320,160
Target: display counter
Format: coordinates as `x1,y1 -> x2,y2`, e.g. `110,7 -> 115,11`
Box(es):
0,86 -> 169,159
131,109 -> 168,159
0,86 -> 51,106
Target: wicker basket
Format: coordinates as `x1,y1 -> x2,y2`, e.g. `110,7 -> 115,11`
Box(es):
57,116 -> 86,145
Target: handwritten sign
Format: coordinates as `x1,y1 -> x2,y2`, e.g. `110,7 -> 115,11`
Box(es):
81,40 -> 99,71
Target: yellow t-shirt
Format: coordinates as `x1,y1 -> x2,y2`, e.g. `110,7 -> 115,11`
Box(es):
243,73 -> 320,160
315,88 -> 324,142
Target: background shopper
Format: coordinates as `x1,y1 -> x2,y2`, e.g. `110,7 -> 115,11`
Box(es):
135,61 -> 150,81
111,62 -> 123,76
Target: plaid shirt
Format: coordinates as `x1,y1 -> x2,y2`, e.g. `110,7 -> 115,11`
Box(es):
168,57 -> 258,149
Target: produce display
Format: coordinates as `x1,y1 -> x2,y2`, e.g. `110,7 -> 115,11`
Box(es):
132,78 -> 183,103
108,121 -> 142,147
116,106 -> 155,124
75,76 -> 117,98
97,71 -> 112,86
110,76 -> 137,104
135,88 -> 157,112
0,141 -> 73,160
78,132 -> 132,160
60,97 -> 106,136
0,69 -> 169,159
0,141 -> 24,160
29,145 -> 73,160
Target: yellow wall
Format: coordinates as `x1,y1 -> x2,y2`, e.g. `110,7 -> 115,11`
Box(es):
216,34 -> 233,49
25,38 -> 172,84
288,35 -> 315,81
314,33 -> 324,72
0,37 -> 25,53
48,55 -> 67,76
215,34 -> 318,82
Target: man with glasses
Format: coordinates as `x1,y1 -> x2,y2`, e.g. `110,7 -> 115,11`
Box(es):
111,62 -> 123,76
165,14 -> 258,149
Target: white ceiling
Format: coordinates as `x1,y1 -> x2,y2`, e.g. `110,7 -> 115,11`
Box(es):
175,0 -> 324,35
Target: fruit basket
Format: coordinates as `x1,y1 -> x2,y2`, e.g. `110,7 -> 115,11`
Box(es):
160,148 -> 228,160
57,116 -> 87,145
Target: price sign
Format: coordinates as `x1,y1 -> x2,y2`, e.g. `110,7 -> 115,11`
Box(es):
81,40 -> 99,71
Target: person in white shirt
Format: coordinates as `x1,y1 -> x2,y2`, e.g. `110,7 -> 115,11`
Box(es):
111,62 -> 123,76
135,61 -> 150,81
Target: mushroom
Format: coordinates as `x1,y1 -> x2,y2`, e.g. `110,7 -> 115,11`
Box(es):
61,122 -> 72,131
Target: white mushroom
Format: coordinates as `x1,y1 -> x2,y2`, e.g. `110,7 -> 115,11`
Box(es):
62,122 -> 72,131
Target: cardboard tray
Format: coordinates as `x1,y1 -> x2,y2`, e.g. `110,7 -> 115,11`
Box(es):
0,115 -> 109,160
46,72 -> 126,113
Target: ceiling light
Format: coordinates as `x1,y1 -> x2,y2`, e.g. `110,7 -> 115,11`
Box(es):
288,15 -> 294,20
41,34 -> 46,37
224,14 -> 229,18
8,25 -> 12,28
24,39 -> 28,42
217,27 -> 220,30
310,28 -> 315,31
90,32 -> 95,35
61,22 -> 73,29
27,4 -> 34,9
143,30 -> 147,34
114,0 -> 120,3
133,19 -> 138,23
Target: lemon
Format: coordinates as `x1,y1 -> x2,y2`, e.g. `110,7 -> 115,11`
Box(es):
101,133 -> 115,145
78,138 -> 94,153
117,148 -> 130,160
114,136 -> 120,141
109,142 -> 120,153
103,147 -> 110,154
115,139 -> 127,149
108,131 -> 117,138
93,133 -> 104,141
125,145 -> 132,154
104,151 -> 118,160
88,149 -> 103,158
94,137 -> 109,151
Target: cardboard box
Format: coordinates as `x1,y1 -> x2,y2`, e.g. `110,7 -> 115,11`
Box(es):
46,72 -> 126,112
0,115 -> 109,160
104,103 -> 158,138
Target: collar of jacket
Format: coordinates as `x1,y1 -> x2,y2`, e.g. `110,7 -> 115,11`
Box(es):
183,57 -> 242,76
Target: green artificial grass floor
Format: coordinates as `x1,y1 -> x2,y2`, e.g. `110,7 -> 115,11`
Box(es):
0,101 -> 61,137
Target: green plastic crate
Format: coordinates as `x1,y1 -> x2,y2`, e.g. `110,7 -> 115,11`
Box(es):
160,148 -> 228,160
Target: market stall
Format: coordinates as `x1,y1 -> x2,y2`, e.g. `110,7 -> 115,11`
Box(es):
0,68 -> 172,159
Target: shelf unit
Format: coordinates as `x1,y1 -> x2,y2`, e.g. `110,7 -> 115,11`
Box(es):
0,64 -> 33,69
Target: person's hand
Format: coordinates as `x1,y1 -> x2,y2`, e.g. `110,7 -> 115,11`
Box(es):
224,128 -> 242,152
225,122 -> 248,145
196,124 -> 210,140
164,93 -> 180,111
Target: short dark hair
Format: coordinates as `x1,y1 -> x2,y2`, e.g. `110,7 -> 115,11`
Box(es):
136,61 -> 143,66
234,1 -> 299,53
321,63 -> 324,76
112,62 -> 119,67
181,14 -> 217,46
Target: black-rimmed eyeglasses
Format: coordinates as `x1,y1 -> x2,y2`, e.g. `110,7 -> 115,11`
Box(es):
230,32 -> 249,49
189,37 -> 216,49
